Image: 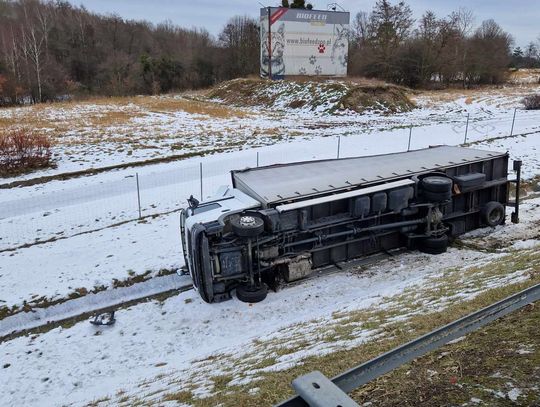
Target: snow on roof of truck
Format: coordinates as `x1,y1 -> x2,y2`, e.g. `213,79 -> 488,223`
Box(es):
231,146 -> 507,206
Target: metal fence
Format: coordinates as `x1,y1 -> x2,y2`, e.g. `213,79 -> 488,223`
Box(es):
1,109 -> 539,251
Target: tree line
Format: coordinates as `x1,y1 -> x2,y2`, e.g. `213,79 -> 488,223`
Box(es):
348,1 -> 536,88
1,0 -> 539,106
512,43 -> 540,69
0,0 -> 259,105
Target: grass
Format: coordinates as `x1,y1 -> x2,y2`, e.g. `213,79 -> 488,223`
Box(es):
414,79 -> 540,108
351,297 -> 540,406
0,91 -> 282,181
139,96 -> 251,119
0,94 -> 250,131
161,390 -> 193,404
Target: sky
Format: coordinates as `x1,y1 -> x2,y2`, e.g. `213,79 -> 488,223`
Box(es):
66,0 -> 539,48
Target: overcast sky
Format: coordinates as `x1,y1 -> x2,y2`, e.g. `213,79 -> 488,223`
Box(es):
66,0 -> 539,48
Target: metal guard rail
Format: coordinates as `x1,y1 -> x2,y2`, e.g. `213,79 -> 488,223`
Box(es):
276,282 -> 540,407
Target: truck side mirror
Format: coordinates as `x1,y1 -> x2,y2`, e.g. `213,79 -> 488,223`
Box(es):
188,195 -> 199,209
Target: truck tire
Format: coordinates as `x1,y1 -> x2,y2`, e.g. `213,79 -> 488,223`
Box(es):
418,234 -> 448,254
422,176 -> 453,193
231,214 -> 264,237
423,189 -> 452,202
236,284 -> 267,303
480,201 -> 505,227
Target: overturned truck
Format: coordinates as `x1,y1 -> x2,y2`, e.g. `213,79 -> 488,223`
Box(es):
180,146 -> 522,303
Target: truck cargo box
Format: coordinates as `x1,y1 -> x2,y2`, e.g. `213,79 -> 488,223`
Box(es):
231,146 -> 507,207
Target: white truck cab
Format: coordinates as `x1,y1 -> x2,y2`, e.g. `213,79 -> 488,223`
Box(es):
180,186 -> 260,298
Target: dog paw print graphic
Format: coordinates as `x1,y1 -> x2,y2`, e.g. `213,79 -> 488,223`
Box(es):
309,55 -> 317,65
318,43 -> 326,53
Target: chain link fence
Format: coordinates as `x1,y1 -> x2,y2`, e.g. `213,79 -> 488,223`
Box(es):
1,109 -> 539,251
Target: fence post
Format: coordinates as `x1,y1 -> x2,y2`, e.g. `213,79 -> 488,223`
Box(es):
510,108 -> 517,136
199,162 -> 203,201
135,172 -> 142,219
407,126 -> 412,152
257,151 -> 259,167
337,136 -> 341,159
464,113 -> 470,144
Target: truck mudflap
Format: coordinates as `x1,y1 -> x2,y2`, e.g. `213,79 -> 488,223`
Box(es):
190,223 -> 214,303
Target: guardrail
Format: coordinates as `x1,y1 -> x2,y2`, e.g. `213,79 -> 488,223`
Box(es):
275,282 -> 540,407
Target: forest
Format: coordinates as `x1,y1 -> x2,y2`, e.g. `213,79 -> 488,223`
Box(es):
0,0 -> 538,106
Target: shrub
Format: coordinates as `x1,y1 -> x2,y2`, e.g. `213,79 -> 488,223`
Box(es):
0,128 -> 54,175
522,94 -> 540,110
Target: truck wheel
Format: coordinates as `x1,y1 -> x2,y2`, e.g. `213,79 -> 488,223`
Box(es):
481,201 -> 505,227
422,176 -> 453,193
423,189 -> 452,202
231,214 -> 264,237
418,234 -> 448,254
236,284 -> 267,303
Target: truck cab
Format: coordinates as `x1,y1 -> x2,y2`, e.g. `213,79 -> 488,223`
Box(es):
180,186 -> 261,302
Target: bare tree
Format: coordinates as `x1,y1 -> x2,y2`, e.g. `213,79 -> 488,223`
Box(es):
351,11 -> 370,46
218,15 -> 259,79
20,0 -> 50,102
365,0 -> 414,80
466,19 -> 512,85
450,8 -> 475,37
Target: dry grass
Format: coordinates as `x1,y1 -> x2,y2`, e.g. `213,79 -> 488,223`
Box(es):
416,84 -> 540,108
257,75 -> 390,88
0,93 -> 256,169
509,68 -> 540,84
351,297 -> 540,406
0,94 -> 250,137
138,96 -> 251,118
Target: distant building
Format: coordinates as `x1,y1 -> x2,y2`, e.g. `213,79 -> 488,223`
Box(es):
260,7 -> 350,79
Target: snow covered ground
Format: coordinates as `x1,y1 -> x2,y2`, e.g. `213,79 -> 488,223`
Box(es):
1,199 -> 539,406
0,213 -> 181,309
1,83 -> 539,406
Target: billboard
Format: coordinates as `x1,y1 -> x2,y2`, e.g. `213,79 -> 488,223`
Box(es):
260,7 -> 349,78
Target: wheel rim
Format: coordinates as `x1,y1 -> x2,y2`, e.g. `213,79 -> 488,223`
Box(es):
489,209 -> 502,224
239,216 -> 256,227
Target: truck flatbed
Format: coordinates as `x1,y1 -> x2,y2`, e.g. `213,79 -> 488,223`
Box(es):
231,146 -> 506,206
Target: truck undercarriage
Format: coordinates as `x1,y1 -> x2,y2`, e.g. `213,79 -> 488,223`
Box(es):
180,146 -> 522,303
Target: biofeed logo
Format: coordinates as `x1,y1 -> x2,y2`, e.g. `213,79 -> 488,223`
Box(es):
286,37 -> 332,46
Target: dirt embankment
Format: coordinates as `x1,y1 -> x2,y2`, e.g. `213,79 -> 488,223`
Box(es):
207,77 -> 415,114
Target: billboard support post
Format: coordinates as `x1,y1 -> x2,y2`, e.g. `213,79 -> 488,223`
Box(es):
267,7 -> 272,80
